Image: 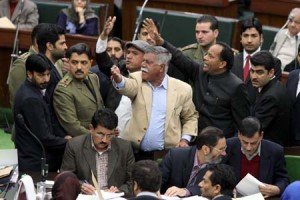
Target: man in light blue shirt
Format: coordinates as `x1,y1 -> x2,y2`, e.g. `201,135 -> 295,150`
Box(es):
111,45 -> 198,161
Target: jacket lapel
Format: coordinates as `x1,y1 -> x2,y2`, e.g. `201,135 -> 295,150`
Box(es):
107,139 -> 118,180
165,78 -> 177,130
78,81 -> 97,103
141,82 -> 152,121
83,136 -> 97,179
11,0 -> 21,22
259,141 -> 271,182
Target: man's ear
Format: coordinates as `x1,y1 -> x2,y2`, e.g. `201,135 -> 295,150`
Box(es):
213,184 -> 222,196
202,145 -> 210,155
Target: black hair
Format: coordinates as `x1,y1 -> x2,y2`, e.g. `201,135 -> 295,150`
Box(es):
66,43 -> 93,60
239,116 -> 262,137
25,53 -> 51,73
37,23 -> 66,54
240,17 -> 263,35
91,108 -> 118,130
132,160 -> 162,192
195,126 -> 224,150
108,37 -> 125,50
207,164 -> 236,196
196,15 -> 219,30
216,42 -> 234,70
250,50 -> 275,71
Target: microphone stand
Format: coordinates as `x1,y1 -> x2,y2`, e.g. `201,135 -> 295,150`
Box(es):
132,0 -> 149,41
7,0 -> 25,84
16,114 -> 48,182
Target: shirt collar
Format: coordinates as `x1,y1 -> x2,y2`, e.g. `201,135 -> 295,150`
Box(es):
243,47 -> 261,61
241,141 -> 261,160
147,75 -> 168,90
137,191 -> 158,197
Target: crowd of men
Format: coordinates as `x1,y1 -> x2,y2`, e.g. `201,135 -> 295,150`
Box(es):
3,1 -> 300,199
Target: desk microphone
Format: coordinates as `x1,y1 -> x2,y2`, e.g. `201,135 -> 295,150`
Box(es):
17,114 -> 48,182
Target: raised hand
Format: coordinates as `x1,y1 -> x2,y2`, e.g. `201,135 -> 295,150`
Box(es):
143,18 -> 164,46
100,16 -> 117,40
111,65 -> 123,83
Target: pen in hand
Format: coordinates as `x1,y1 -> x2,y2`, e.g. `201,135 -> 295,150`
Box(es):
82,180 -> 96,195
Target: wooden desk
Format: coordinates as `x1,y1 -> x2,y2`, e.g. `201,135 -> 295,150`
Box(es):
251,0 -> 300,28
0,28 -> 98,108
122,0 -> 238,41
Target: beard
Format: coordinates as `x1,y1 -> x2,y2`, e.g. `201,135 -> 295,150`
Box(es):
205,154 -> 222,164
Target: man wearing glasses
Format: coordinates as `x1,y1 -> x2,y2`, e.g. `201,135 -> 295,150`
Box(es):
60,108 -> 135,196
223,116 -> 289,198
270,8 -> 300,68
159,127 -> 226,197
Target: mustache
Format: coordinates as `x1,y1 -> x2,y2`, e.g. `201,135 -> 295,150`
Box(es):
75,70 -> 84,74
141,67 -> 148,73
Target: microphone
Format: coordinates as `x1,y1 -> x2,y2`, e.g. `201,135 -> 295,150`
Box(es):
17,114 -> 48,182
132,0 -> 149,41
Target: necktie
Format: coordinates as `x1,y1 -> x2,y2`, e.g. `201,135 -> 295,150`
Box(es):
187,165 -> 201,186
83,79 -> 97,101
243,55 -> 251,82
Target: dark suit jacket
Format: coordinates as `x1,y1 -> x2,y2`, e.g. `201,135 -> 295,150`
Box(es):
223,137 -> 290,194
60,135 -> 135,195
254,79 -> 290,145
159,146 -> 206,196
286,70 -> 300,143
14,80 -> 67,172
232,52 -> 282,106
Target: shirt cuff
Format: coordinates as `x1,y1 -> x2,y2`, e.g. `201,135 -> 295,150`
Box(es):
96,37 -> 108,53
113,77 -> 125,89
184,188 -> 191,197
181,135 -> 192,142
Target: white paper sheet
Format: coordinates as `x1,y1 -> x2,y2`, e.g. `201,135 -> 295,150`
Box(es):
236,173 -> 265,196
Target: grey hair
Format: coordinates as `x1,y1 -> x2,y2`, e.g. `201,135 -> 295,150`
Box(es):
289,8 -> 300,19
144,46 -> 172,73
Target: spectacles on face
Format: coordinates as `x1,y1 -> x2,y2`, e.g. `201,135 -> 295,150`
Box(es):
95,132 -> 115,140
210,146 -> 227,153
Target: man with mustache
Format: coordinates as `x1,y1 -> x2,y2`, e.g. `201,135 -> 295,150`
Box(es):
13,54 -> 68,172
223,116 -> 290,198
60,108 -> 134,196
231,17 -> 282,106
111,45 -> 198,161
250,51 -> 290,145
53,43 -> 104,137
159,127 -> 226,197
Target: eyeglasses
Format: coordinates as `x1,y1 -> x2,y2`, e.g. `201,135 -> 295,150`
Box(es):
95,133 -> 114,140
210,146 -> 227,153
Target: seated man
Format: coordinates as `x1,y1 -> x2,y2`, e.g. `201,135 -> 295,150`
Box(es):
199,164 -> 236,200
60,108 -> 135,195
223,116 -> 290,198
130,160 -> 162,200
159,127 -> 227,197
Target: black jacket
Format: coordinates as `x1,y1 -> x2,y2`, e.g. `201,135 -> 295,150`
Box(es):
14,80 -> 67,171
162,41 -> 250,137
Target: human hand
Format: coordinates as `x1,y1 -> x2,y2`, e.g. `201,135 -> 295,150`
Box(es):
177,139 -> 189,147
105,186 -> 119,193
100,16 -> 116,39
61,58 -> 70,75
164,186 -> 187,197
81,182 -> 96,195
143,18 -> 164,46
111,65 -> 122,83
75,7 -> 85,15
259,183 -> 280,198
